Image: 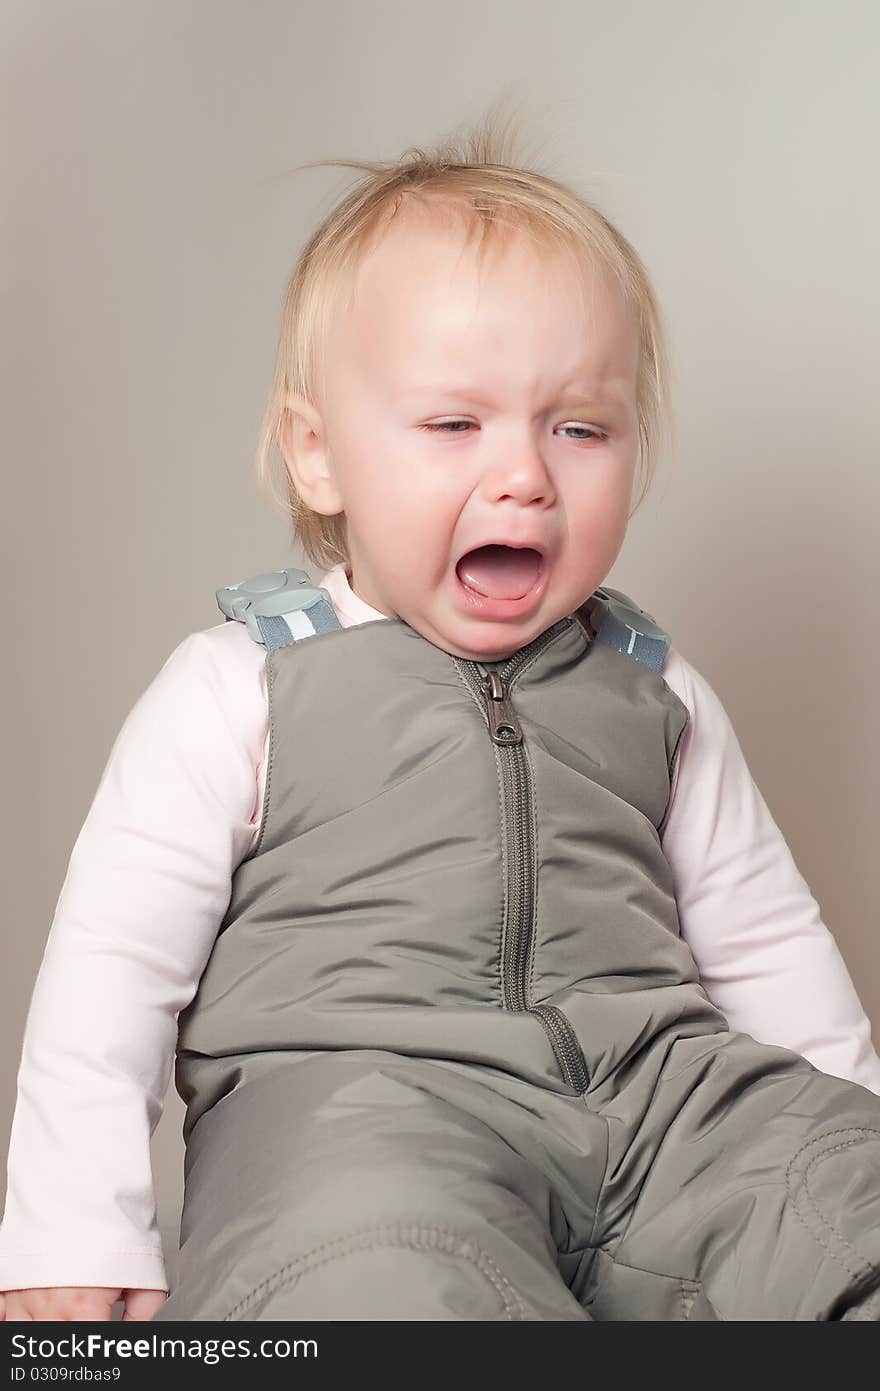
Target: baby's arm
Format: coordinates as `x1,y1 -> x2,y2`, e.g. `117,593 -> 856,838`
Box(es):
0,622 -> 268,1301
661,648 -> 880,1094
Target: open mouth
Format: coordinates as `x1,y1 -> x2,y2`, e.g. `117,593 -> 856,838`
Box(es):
454,544 -> 545,600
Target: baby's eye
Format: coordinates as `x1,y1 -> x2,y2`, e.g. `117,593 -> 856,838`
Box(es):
419,420 -> 607,441
557,424 -> 607,442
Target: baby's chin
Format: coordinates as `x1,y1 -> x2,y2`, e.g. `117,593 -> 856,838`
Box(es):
388,573 -> 572,661
419,609 -> 552,663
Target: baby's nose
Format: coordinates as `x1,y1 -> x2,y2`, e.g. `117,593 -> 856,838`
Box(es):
484,447 -> 555,504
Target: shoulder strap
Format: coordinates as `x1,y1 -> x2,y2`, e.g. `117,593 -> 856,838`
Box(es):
584,585 -> 671,673
216,568 -> 342,651
215,569 -> 670,669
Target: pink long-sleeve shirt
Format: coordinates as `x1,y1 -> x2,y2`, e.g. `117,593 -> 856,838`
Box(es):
1,563 -> 879,1295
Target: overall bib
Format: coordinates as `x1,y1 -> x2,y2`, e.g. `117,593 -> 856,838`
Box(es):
154,573 -> 880,1321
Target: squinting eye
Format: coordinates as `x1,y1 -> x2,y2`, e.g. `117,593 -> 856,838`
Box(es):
558,425 -> 607,442
420,420 -> 607,441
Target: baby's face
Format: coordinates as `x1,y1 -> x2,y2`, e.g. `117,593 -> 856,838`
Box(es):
286,207 -> 640,661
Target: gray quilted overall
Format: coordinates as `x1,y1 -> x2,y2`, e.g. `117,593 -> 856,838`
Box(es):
154,571 -> 880,1321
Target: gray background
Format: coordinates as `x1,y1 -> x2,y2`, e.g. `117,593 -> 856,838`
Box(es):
2,0 -> 878,1288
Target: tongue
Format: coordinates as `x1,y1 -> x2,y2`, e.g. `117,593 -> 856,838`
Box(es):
456,545 -> 541,599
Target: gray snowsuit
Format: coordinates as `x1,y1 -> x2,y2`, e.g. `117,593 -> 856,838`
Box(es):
154,570 -> 880,1321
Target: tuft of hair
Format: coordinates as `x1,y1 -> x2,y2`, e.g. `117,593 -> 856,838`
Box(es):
255,96 -> 674,572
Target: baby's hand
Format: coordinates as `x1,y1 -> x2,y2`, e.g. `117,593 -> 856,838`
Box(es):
0,1286 -> 167,1321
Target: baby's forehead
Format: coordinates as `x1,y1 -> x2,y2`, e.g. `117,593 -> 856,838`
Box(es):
337,220 -> 628,347
309,202 -> 639,408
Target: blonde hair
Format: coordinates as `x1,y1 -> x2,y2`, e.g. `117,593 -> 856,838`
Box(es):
255,103 -> 673,573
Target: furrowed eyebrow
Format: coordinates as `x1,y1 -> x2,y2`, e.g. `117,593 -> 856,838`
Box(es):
399,387 -> 490,402
399,385 -> 614,407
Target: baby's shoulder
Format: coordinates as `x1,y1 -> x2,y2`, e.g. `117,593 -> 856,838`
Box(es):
658,645 -> 743,751
158,618 -> 268,718
189,616 -> 268,669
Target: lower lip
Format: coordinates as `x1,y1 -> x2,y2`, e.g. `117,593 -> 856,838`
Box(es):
450,557 -> 547,620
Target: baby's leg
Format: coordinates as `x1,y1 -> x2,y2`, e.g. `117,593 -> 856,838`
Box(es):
155,1050 -> 595,1321
587,1034 -> 880,1320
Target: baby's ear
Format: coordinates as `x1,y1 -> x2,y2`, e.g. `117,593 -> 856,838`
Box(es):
279,392 -> 344,516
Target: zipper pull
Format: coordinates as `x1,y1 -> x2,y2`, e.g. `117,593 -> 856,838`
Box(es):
480,669 -> 523,745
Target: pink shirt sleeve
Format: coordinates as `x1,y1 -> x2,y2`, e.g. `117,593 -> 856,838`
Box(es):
0,622 -> 269,1293
660,647 -> 880,1095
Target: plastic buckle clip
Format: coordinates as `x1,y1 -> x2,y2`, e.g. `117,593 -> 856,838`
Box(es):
592,586 -> 666,641
216,569 -> 331,646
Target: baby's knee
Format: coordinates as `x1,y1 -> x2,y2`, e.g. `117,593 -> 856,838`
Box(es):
225,1221 -> 533,1320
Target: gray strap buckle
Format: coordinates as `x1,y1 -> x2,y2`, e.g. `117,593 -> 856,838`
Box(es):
216,569 -> 331,646
588,585 -> 670,673
592,586 -> 667,641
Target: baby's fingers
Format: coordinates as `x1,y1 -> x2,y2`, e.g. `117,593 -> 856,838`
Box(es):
3,1287 -> 121,1321
122,1288 -> 168,1321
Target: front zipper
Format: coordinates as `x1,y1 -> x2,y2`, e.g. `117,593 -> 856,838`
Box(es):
453,622 -> 591,1094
